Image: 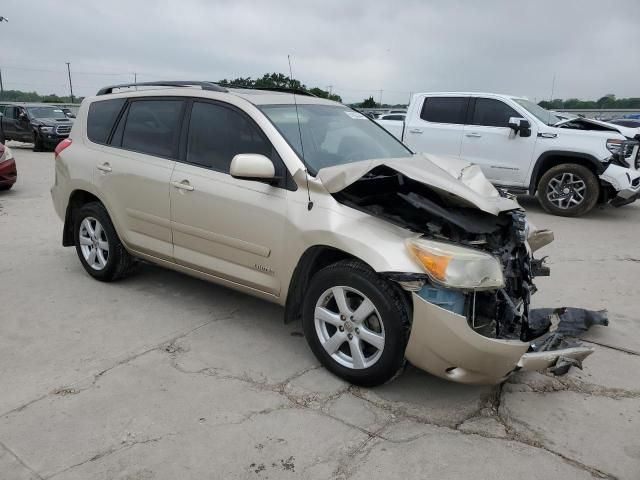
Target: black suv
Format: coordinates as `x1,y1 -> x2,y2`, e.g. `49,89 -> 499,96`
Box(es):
0,103 -> 74,151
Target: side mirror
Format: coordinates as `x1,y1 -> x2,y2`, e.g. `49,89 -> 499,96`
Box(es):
230,154 -> 276,182
508,117 -> 531,138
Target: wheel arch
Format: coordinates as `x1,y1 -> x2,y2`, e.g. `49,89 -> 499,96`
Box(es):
284,246 -> 359,324
62,189 -> 104,246
529,151 -> 606,194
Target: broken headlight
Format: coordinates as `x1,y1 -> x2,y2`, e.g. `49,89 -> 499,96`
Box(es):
407,238 -> 504,291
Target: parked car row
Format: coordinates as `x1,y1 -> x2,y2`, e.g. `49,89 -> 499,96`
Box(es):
49,81 -> 604,387
0,102 -> 74,152
376,92 -> 640,217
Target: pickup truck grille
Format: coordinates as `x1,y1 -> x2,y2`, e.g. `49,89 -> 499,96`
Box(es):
56,125 -> 71,135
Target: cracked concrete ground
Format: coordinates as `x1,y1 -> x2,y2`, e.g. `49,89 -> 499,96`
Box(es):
1,144 -> 639,479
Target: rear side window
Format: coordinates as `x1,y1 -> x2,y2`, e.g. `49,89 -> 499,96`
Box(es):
420,97 -> 468,124
121,100 -> 183,158
186,101 -> 272,173
87,99 -> 126,144
471,98 -> 520,127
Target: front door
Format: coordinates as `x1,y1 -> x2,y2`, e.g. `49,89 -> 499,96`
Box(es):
460,97 -> 537,187
170,100 -> 287,296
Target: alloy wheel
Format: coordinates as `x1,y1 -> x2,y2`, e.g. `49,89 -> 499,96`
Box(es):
546,172 -> 586,209
78,217 -> 110,270
314,286 -> 385,369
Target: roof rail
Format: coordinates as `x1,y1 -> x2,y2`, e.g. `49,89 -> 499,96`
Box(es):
223,85 -> 318,97
96,81 -> 228,96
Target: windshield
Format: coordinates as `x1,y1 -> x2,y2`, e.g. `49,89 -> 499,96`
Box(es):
513,98 -> 562,126
260,104 -> 412,174
27,106 -> 68,120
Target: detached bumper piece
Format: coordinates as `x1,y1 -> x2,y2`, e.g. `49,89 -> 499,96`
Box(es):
522,307 -> 609,376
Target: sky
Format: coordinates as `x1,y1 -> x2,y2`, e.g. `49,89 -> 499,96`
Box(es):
1,0 -> 638,105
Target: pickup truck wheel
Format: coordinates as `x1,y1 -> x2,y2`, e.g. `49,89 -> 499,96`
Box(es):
73,202 -> 136,282
537,163 -> 599,217
302,259 -> 410,387
33,133 -> 44,152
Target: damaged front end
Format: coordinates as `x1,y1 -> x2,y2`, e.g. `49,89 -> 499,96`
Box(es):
319,154 -> 607,384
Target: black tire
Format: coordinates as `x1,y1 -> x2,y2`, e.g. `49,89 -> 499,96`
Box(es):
537,163 -> 599,217
0,184 -> 12,191
0,129 -> 5,145
33,133 -> 44,152
73,202 -> 136,282
302,259 -> 410,387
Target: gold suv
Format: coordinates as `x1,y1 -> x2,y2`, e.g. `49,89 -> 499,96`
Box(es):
51,81 -> 599,386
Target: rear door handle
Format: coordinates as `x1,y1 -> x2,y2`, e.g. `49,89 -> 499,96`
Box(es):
96,163 -> 112,173
409,128 -> 423,134
465,133 -> 482,138
172,180 -> 194,191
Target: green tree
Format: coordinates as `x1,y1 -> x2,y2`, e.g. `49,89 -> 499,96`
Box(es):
359,96 -> 378,108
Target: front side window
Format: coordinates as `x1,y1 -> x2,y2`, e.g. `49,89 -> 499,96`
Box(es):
87,98 -> 126,144
471,98 -> 521,127
121,100 -> 183,158
186,101 -> 273,173
420,97 -> 468,124
260,105 -> 411,174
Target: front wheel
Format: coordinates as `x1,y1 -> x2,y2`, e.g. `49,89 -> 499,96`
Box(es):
33,133 -> 44,152
302,260 -> 410,387
537,163 -> 599,217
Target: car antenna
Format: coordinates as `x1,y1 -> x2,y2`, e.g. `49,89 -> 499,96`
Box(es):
288,55 -> 313,211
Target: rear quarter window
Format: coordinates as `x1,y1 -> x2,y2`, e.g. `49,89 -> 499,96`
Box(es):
87,99 -> 126,144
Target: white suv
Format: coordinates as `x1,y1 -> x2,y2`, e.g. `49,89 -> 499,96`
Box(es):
377,92 -> 640,216
51,81 -> 602,386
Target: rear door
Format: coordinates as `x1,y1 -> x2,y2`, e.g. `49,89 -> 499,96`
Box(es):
170,100 -> 287,295
403,95 -> 469,157
91,97 -> 183,259
461,97 -> 537,186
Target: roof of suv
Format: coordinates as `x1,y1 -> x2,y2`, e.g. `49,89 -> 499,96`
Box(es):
91,83 -> 339,107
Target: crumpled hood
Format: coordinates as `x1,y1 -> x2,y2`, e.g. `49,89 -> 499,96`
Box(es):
554,117 -> 639,139
317,153 -> 521,216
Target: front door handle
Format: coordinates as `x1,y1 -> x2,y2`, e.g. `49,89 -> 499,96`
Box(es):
465,133 -> 482,138
409,128 -> 423,134
172,180 -> 194,191
96,163 -> 112,173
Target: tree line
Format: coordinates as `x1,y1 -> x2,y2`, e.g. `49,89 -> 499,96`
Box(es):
0,89 -> 81,103
538,94 -> 640,110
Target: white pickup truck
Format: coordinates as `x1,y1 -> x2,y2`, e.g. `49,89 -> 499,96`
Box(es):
376,92 -> 640,216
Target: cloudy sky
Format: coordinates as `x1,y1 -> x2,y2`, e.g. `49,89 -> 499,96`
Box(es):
1,0 -> 638,104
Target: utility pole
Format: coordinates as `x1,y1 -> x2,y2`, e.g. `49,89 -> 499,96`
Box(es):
66,62 -> 74,104
326,85 -> 333,98
0,68 -> 4,98
134,72 -> 138,90
378,89 -> 383,106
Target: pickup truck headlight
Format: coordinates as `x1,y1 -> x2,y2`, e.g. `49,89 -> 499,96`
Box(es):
407,238 -> 504,290
39,126 -> 54,133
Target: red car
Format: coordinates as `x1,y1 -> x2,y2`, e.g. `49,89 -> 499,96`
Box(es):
0,144 -> 17,190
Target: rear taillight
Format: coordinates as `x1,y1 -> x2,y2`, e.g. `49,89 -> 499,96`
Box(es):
54,138 -> 72,159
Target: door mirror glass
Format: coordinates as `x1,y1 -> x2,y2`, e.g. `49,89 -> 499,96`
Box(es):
230,154 -> 276,181
508,117 -> 531,137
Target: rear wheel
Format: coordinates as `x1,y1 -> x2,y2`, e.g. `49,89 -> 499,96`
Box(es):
73,202 -> 136,281
537,163 -> 599,217
302,260 -> 410,386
